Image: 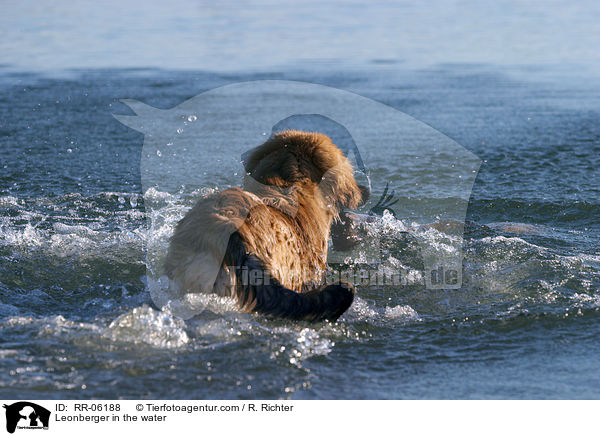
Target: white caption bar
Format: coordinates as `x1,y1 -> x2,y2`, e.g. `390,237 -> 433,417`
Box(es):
0,400 -> 596,436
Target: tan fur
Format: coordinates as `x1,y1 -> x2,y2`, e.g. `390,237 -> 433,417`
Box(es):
164,130 -> 364,317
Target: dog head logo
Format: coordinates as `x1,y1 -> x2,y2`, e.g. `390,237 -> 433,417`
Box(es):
114,80 -> 480,318
3,402 -> 50,434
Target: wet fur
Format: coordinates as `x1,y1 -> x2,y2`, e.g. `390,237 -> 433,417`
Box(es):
164,130 -> 365,321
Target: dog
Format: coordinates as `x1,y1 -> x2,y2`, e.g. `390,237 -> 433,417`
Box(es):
164,130 -> 369,321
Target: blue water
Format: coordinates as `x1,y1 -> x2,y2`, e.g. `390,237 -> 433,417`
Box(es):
1,1 -> 599,399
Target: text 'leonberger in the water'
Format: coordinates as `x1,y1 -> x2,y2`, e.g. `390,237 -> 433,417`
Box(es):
164,130 -> 369,322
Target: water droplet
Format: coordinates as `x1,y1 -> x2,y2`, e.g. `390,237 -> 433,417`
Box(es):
187,115 -> 197,122
118,196 -> 126,204
130,196 -> 138,208
156,150 -> 162,157
67,148 -> 72,153
176,128 -> 183,134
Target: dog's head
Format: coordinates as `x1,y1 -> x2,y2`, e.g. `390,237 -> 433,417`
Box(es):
242,130 -> 368,212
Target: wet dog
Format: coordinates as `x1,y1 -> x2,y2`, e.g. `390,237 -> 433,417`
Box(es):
164,130 -> 368,321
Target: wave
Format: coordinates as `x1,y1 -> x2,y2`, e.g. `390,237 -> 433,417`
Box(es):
469,198 -> 600,226
0,189 -> 598,351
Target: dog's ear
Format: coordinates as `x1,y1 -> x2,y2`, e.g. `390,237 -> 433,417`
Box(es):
319,161 -> 364,211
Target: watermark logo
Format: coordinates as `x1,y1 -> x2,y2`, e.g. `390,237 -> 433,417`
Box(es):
115,80 -> 480,318
3,402 -> 50,433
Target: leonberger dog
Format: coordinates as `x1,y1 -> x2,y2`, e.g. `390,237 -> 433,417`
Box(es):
164,130 -> 368,322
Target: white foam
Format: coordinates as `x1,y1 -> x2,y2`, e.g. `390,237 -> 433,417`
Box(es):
0,219 -> 146,260
343,297 -> 421,324
0,196 -> 20,207
384,304 -> 421,320
2,314 -> 101,334
571,292 -> 600,307
477,235 -> 545,251
268,326 -> 335,367
104,305 -> 189,348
